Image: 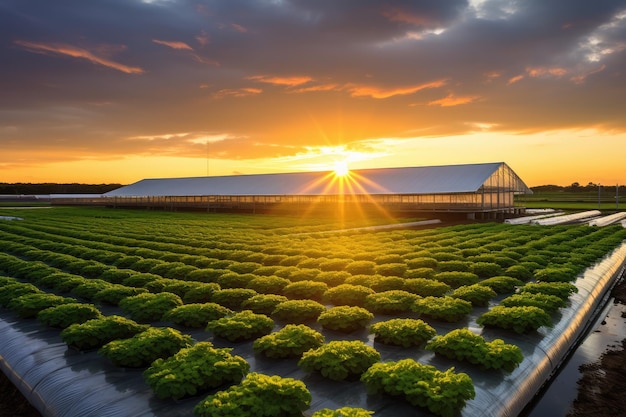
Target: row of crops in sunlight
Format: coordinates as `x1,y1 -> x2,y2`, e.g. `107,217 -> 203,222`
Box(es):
1,207 -> 626,417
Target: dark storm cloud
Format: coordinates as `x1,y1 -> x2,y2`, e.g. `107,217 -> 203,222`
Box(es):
0,0 -> 625,165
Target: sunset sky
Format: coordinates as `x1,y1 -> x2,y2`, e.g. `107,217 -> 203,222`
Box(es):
2,0 -> 626,187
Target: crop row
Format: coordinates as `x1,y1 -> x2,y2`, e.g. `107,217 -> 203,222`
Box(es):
1,208 -> 625,416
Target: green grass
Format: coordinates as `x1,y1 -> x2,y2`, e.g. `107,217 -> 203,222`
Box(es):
516,191 -> 624,211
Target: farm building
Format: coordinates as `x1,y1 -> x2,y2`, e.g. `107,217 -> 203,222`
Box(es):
79,162 -> 531,218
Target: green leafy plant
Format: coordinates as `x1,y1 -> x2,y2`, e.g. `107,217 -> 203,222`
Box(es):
253,324 -> 325,358
0,282 -> 43,307
99,327 -> 193,367
37,303 -> 103,328
211,288 -> 258,310
206,310 -> 274,342
119,292 -> 183,322
412,296 -> 473,322
71,279 -> 113,301
163,303 -> 232,328
317,306 -> 373,332
144,342 -> 249,400
426,328 -> 523,372
271,299 -> 326,323
323,284 -> 375,307
246,275 -> 290,294
476,305 -> 552,333
61,315 -> 149,350
193,372 -> 311,417
7,293 -> 76,318
282,280 -> 329,300
241,294 -> 288,315
406,257 -> 438,269
500,292 -> 566,313
403,278 -> 450,297
469,262 -> 503,278
534,267 -> 577,282
374,263 -> 407,277
345,260 -> 377,275
369,318 -> 436,347
361,359 -> 475,417
312,408 -> 373,417
478,276 -> 524,294
93,285 -> 148,306
363,290 -> 420,314
432,271 -> 479,289
298,340 -> 380,381
519,282 -> 578,300
182,282 -> 221,303
451,284 -> 497,307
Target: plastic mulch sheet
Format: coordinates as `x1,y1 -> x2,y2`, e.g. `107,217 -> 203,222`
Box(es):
1,243 -> 625,417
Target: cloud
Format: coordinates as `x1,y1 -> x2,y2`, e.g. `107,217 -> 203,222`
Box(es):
152,39 -> 194,50
428,94 -> 480,107
346,80 -> 448,99
247,75 -> 314,87
14,40 -> 144,74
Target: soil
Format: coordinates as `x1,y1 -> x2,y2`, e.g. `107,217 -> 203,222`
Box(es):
567,278 -> 626,417
0,373 -> 41,417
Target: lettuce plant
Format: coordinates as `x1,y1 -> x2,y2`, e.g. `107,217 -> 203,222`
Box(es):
99,327 -> 193,367
519,282 -> 578,300
37,303 -> 102,328
500,292 -> 566,313
253,324 -> 325,358
0,282 -> 42,307
451,284 -> 497,307
364,290 -> 420,314
323,284 -> 375,307
426,328 -> 523,372
61,315 -> 149,350
412,296 -> 473,322
298,340 -> 380,381
271,299 -> 326,323
206,310 -> 274,342
7,293 -> 76,318
93,285 -> 148,306
403,278 -> 450,297
193,372 -> 311,417
211,288 -> 258,310
312,408 -> 373,417
432,271 -> 479,289
369,318 -> 436,347
163,303 -> 232,328
317,306 -> 373,332
119,292 -> 183,322
241,294 -> 288,315
144,342 -> 249,400
477,305 -> 552,334
477,276 -> 524,294
361,359 -> 475,417
282,280 -> 328,300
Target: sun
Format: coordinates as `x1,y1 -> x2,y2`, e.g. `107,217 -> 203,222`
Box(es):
333,160 -> 350,177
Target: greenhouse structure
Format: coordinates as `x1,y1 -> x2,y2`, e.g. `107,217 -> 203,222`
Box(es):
59,162 -> 532,218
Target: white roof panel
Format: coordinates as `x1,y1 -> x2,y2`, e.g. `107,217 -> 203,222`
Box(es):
106,162 -> 523,197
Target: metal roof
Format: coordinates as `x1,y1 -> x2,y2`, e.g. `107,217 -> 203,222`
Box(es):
105,162 -> 530,197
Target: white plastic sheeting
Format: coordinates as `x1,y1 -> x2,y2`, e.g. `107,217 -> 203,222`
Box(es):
588,212 -> 626,227
531,210 -> 602,226
504,212 -> 563,225
1,244 -> 625,417
105,162 -> 531,197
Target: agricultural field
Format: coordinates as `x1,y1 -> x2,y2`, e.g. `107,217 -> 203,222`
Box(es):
1,207 -> 626,417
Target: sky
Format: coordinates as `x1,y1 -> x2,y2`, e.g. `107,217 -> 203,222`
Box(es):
1,0 -> 626,187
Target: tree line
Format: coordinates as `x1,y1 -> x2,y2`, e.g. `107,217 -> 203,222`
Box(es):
0,183 -> 123,195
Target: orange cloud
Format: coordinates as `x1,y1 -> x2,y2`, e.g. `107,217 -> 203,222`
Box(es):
232,23 -> 248,33
382,7 -> 430,26
526,66 -> 568,78
14,40 -> 144,74
248,75 -> 313,87
428,93 -> 479,107
213,87 -> 263,98
507,74 -> 525,85
570,64 -> 606,84
152,39 -> 194,50
346,79 -> 447,99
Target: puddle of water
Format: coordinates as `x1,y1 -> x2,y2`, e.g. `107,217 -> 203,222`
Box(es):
524,299 -> 626,416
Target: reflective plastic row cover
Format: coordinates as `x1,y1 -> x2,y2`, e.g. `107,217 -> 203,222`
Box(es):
0,243 -> 625,417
